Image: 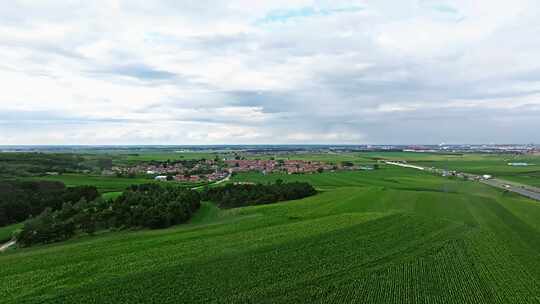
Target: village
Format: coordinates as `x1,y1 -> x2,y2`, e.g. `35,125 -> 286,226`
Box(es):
106,158 -> 376,183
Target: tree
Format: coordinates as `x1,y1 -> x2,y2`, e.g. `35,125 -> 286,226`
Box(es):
97,158 -> 113,170
17,208 -> 57,246
58,202 -> 76,221
144,206 -> 167,229
168,202 -> 188,224
341,161 -> 354,167
17,183 -> 202,246
0,208 -> 7,227
59,219 -> 76,239
202,181 -> 316,208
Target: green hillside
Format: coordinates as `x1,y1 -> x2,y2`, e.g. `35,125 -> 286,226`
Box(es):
0,223 -> 22,243
1,166 -> 540,303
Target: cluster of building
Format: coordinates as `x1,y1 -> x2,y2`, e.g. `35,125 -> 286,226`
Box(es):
105,159 -> 229,183
108,158 -> 376,184
109,159 -> 218,176
154,171 -> 228,183
224,159 -> 371,174
225,159 -> 328,174
439,170 -> 492,181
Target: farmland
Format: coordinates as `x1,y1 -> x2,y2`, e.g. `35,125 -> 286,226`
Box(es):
243,152 -> 371,163
21,174 -> 156,193
117,152 -> 221,164
360,151 -> 540,187
1,164 -> 540,303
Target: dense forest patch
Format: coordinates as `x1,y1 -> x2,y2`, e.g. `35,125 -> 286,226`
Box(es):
0,180 -> 99,226
0,153 -> 96,177
202,180 -> 317,208
16,184 -> 201,247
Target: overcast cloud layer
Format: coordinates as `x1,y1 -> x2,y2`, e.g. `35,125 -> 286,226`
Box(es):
1,0 -> 540,144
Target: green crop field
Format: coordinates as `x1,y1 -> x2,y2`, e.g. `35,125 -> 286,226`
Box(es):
22,174 -> 156,193
117,152 -> 222,163
244,152 -> 373,163
2,165 -> 540,303
101,191 -> 123,200
22,174 -> 205,194
359,152 -> 540,187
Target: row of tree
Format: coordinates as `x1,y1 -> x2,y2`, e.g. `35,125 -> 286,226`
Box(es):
16,184 -> 201,247
0,153 -> 93,177
202,180 -> 317,208
0,181 -> 99,227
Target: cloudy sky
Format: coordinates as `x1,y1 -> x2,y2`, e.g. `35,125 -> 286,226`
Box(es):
1,0 -> 540,145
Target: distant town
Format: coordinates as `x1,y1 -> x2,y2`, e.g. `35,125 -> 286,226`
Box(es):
2,143 -> 539,155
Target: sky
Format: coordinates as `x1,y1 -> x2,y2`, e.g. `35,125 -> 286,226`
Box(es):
1,0 -> 540,145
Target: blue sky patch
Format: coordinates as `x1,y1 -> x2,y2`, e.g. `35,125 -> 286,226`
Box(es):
256,5 -> 364,25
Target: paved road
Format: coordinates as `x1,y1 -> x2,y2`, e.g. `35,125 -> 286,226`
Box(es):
191,173 -> 230,190
212,173 -> 231,185
481,179 -> 540,201
384,161 -> 540,202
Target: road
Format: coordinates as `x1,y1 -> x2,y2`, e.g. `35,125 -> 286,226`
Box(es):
384,161 -> 540,202
481,179 -> 540,201
0,174 -> 232,253
191,173 -> 230,190
212,173 -> 231,185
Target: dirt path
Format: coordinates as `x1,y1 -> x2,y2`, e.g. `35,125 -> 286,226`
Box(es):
212,173 -> 231,185
0,239 -> 16,252
191,173 -> 231,190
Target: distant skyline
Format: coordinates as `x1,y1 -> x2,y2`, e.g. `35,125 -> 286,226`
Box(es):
2,1 -> 540,145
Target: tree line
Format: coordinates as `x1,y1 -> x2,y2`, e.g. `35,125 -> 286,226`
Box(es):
0,153 -> 94,177
16,184 -> 201,247
0,180 -> 99,227
202,180 -> 317,208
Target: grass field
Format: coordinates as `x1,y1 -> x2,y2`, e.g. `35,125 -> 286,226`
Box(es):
22,174 -> 207,194
101,191 -> 123,200
0,223 -> 22,243
244,152 -> 373,163
117,152 -> 221,164
116,151 -> 376,164
22,174 -> 156,193
2,165 -> 540,303
360,152 -> 540,187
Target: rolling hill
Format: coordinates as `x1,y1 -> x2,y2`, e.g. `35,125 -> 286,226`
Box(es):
1,166 -> 540,303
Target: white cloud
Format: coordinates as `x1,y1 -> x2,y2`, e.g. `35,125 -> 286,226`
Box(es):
1,0 -> 539,144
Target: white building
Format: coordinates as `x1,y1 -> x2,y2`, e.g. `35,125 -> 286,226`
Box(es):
154,175 -> 168,181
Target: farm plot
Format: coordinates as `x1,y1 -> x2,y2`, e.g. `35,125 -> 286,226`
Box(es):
360,151 -> 540,188
1,167 -> 540,303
